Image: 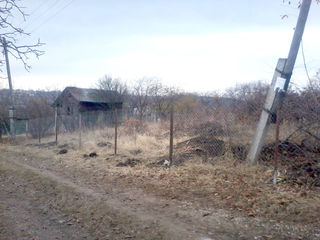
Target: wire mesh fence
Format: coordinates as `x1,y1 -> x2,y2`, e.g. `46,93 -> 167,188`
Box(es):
3,83 -> 320,186
14,101 -> 261,162
9,90 -> 320,158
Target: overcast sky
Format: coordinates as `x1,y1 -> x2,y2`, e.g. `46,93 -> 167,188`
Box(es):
1,0 -> 320,93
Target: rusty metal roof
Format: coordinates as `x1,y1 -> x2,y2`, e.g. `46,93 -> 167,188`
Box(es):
54,87 -> 121,106
67,87 -> 116,103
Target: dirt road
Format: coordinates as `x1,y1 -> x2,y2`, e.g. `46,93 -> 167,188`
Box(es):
1,145 -> 319,240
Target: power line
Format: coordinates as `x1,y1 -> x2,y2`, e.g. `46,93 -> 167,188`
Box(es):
16,0 -> 76,41
21,0 -> 64,31
29,0 -> 76,34
301,39 -> 312,84
17,2 -> 43,26
29,1 -> 53,17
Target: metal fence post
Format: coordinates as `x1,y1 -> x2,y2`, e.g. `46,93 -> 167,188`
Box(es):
9,107 -> 15,141
25,120 -> 29,138
79,111 -> 82,149
38,118 -> 41,144
273,107 -> 281,185
114,108 -> 118,155
169,104 -> 174,165
55,107 -> 58,145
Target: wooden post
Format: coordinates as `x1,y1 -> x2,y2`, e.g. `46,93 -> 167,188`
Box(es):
169,104 -> 174,165
114,108 -> 118,155
79,112 -> 82,149
247,0 -> 312,165
54,107 -> 58,145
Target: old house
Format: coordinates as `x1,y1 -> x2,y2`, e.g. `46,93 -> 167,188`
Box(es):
53,87 -> 123,130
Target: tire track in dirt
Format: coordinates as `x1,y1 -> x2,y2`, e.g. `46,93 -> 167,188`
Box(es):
2,148 -> 318,240
8,158 -> 221,240
0,190 -> 88,240
0,162 -> 89,240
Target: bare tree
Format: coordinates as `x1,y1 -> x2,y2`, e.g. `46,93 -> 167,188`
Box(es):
25,93 -> 54,142
225,81 -> 269,122
149,81 -> 173,120
97,75 -> 128,102
130,78 -> 159,121
125,78 -> 178,121
0,0 -> 44,71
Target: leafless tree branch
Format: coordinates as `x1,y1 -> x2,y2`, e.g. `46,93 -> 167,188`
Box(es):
0,0 -> 44,71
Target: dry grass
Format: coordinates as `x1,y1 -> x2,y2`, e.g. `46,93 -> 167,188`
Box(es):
3,120 -> 320,225
105,160 -> 319,223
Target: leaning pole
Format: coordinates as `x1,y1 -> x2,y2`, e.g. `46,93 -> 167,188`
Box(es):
247,0 -> 312,165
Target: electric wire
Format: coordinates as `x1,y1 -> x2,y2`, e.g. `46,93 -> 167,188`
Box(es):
28,0 -> 76,34
16,0 -> 76,42
301,40 -> 312,84
21,0 -> 64,31
17,0 -> 52,26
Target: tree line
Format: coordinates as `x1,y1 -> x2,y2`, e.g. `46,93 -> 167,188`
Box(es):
1,72 -> 320,139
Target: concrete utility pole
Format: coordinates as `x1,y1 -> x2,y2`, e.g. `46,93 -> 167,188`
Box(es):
2,37 -> 15,140
247,59 -> 286,165
247,0 -> 312,165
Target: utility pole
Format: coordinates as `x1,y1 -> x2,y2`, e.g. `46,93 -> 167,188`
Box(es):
2,37 -> 15,141
246,59 -> 286,164
247,0 -> 312,164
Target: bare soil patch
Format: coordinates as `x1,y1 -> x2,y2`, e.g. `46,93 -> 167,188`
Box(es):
0,156 -> 171,240
0,161 -> 88,240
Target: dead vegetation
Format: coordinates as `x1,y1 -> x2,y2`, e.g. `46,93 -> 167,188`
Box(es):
116,158 -> 141,167
1,119 -> 320,238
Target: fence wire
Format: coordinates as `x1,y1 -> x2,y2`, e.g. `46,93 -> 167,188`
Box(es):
10,90 -> 320,159
4,82 -> 319,186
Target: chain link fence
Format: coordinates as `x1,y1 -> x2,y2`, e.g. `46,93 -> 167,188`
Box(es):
6,82 -> 320,186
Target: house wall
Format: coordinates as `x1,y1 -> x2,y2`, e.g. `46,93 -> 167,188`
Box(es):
55,88 -> 123,131
79,102 -> 122,112
59,91 -> 80,116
